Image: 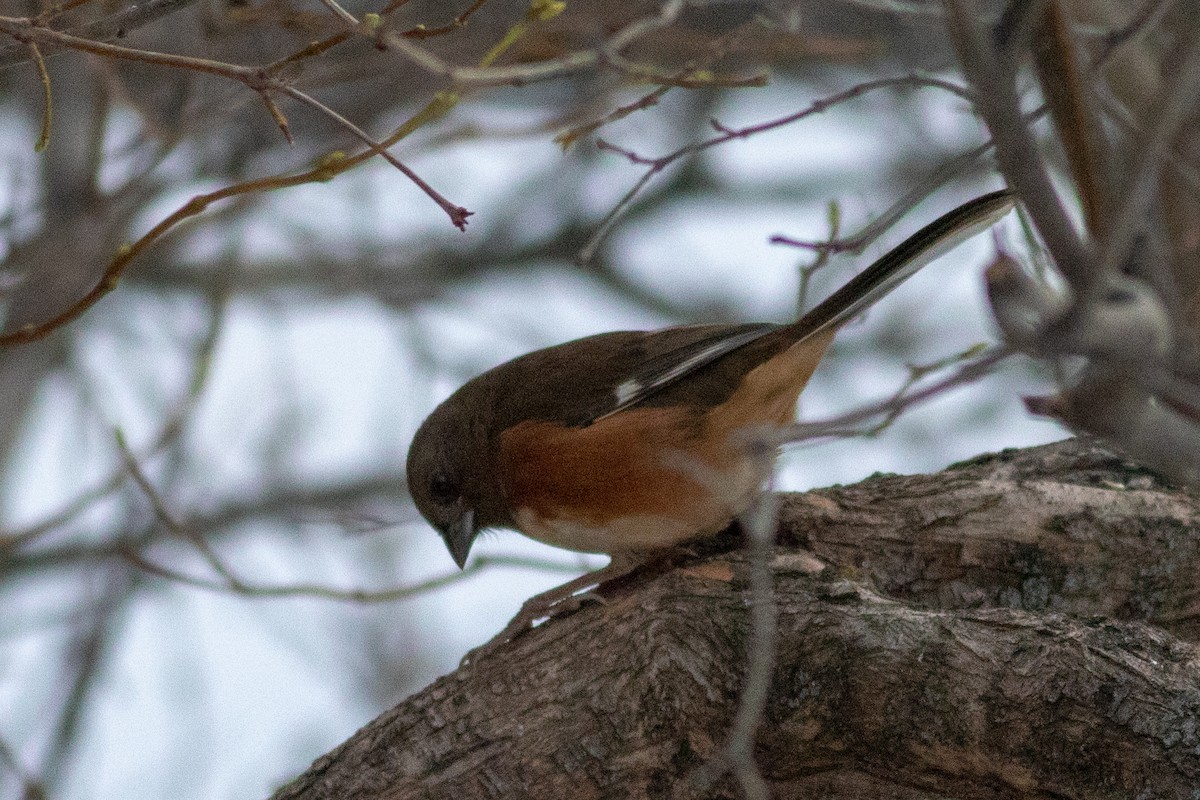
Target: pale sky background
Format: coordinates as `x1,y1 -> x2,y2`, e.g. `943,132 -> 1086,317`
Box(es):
1,78 -> 1066,799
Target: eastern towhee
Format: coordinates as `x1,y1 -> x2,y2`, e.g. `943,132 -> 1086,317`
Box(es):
407,190 -> 1014,653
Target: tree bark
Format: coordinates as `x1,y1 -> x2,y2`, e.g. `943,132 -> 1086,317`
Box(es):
269,439 -> 1200,799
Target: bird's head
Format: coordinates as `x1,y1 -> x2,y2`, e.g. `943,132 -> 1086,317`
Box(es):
406,380 -> 508,569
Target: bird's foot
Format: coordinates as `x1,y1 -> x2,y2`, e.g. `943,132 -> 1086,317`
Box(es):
459,557 -> 644,667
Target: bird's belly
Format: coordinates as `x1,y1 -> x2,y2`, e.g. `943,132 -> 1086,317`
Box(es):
512,507 -> 709,554
499,407 -> 769,555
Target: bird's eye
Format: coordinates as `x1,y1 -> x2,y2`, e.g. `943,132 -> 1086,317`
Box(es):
429,473 -> 459,505
1103,288 -> 1136,304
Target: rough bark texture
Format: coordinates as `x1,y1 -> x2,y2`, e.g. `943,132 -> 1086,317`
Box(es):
270,439 -> 1200,799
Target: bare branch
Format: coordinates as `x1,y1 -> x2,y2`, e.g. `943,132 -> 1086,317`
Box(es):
776,346 -> 1015,445
1099,23 -> 1200,280
692,450 -> 782,800
582,73 -> 976,263
121,549 -> 580,602
945,0 -> 1093,288
0,0 -> 201,69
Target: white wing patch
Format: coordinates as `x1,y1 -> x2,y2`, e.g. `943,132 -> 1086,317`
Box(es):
600,327 -> 772,421
614,379 -> 641,406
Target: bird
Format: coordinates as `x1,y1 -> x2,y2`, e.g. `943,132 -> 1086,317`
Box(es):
407,190 -> 1014,653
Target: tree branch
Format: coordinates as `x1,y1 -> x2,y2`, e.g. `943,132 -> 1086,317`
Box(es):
269,439 -> 1200,799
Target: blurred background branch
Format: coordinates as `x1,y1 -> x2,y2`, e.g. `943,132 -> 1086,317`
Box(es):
2,0 -> 1199,797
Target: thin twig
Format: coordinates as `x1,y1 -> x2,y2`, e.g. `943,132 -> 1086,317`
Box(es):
1098,23 -> 1200,280
33,0 -> 103,24
557,18 -> 766,149
258,91 -> 293,145
1,260 -> 233,552
581,73 -> 976,263
793,200 -> 843,314
121,549 -> 581,602
28,40 -> 51,152
1094,0 -> 1174,68
835,0 -> 944,14
316,0 -> 360,28
0,17 -> 262,79
381,0 -> 687,87
385,0 -> 761,92
38,568 -> 135,789
0,0 -> 201,69
1097,91 -> 1200,197
116,429 -> 245,586
0,734 -> 43,799
945,0 -> 1093,288
400,0 -> 487,39
1033,1 -> 1107,234
769,134 -> 1004,256
274,84 -> 471,229
0,30 -> 468,344
777,346 -> 1015,445
0,16 -> 467,227
692,446 -> 780,799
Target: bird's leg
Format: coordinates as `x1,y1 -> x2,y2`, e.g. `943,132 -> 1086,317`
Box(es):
460,553 -> 651,666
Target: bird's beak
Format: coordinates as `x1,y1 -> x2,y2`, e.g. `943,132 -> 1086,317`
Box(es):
444,507 -> 475,570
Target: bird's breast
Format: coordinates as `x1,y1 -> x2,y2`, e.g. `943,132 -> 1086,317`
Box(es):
496,331 -> 834,555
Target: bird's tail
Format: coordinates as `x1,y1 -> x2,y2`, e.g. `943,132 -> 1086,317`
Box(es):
780,190 -> 1016,343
